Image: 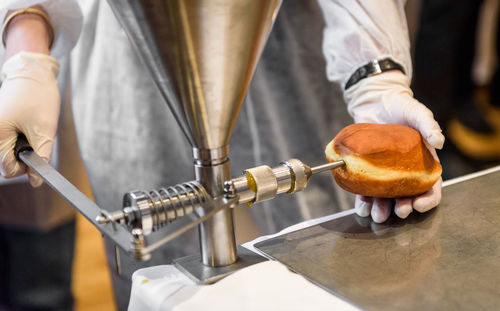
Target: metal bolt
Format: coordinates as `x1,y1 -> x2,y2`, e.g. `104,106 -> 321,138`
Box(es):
131,228 -> 151,261
95,215 -> 110,224
223,180 -> 236,198
131,228 -> 144,241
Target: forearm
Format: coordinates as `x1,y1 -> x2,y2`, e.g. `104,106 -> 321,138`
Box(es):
318,0 -> 412,88
3,5 -> 52,59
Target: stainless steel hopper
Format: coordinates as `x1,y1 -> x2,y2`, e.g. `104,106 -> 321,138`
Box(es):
106,0 -> 281,156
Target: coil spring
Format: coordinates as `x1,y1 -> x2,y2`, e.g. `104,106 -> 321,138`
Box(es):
126,181 -> 209,233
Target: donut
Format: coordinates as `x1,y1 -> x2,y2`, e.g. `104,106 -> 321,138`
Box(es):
325,123 -> 442,198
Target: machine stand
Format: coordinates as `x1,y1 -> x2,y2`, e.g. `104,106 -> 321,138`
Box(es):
174,245 -> 266,284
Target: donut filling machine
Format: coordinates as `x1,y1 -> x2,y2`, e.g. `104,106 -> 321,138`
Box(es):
15,0 -> 347,283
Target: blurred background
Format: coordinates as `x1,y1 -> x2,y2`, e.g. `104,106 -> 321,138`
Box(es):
408,0 -> 500,179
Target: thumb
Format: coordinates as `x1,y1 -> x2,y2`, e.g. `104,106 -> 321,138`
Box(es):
401,98 -> 445,149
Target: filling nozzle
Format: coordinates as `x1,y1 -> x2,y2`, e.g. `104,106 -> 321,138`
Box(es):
224,159 -> 345,206
309,160 -> 346,175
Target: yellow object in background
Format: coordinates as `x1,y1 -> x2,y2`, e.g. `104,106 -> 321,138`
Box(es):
447,88 -> 500,161
73,213 -> 116,311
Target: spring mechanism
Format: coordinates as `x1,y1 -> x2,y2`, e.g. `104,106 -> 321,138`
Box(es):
120,181 -> 209,235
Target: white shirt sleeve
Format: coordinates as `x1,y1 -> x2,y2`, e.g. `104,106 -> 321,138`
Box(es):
0,0 -> 83,61
317,0 -> 412,89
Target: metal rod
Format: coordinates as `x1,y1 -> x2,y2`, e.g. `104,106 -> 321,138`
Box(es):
141,198 -> 236,255
115,245 -> 122,275
310,160 -> 345,175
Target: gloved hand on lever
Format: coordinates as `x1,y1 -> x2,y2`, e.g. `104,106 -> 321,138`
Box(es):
0,51 -> 60,187
344,71 -> 445,223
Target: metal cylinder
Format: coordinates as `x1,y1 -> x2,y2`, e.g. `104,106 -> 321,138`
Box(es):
280,159 -> 309,193
230,176 -> 255,203
245,165 -> 278,202
195,157 -> 237,267
274,165 -> 293,194
224,158 -> 313,206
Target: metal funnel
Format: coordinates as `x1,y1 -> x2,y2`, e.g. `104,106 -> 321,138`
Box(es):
107,0 -> 282,161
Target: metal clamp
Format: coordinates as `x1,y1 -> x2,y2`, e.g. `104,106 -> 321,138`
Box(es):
245,165 -> 279,203
280,159 -> 309,193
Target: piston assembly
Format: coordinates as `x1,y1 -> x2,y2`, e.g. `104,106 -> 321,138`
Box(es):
96,159 -> 345,237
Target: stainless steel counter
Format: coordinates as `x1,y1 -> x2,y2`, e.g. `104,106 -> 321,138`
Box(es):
255,166 -> 500,310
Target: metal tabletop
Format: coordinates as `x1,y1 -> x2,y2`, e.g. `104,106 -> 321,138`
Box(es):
255,166 -> 500,310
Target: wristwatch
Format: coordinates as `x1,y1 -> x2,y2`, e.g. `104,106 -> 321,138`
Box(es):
345,58 -> 405,90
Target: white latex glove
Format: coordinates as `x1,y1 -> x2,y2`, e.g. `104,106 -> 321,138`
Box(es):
345,71 -> 445,223
0,52 -> 60,187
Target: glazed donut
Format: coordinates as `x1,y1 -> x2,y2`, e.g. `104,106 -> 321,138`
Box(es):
325,123 -> 442,198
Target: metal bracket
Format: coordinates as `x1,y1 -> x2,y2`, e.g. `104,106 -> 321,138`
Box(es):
174,245 -> 267,284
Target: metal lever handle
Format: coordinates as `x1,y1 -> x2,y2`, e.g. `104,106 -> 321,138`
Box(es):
12,133 -> 226,261
13,134 -> 139,257
14,133 -> 33,161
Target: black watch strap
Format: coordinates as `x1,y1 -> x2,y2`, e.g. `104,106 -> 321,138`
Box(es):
345,58 -> 405,90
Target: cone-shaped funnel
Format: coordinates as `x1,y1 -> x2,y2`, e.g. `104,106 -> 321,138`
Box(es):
107,0 -> 281,160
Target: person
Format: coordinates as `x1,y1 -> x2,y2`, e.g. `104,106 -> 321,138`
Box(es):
0,0 -> 445,309
0,2 -> 82,310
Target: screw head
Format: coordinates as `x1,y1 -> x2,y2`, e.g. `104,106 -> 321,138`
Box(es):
223,180 -> 236,197
131,228 -> 144,240
95,215 -> 110,224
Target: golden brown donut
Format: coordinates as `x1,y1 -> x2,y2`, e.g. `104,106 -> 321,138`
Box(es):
325,123 -> 442,198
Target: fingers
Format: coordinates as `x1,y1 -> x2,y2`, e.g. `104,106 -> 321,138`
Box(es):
394,198 -> 413,219
0,132 -> 26,178
27,167 -> 43,187
0,148 -> 26,177
413,178 -> 442,213
344,71 -> 445,149
425,143 -> 440,162
0,130 -> 52,187
355,182 -> 441,223
403,99 -> 445,149
371,198 -> 392,223
354,195 -> 372,217
355,195 -> 392,223
29,131 -> 54,163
